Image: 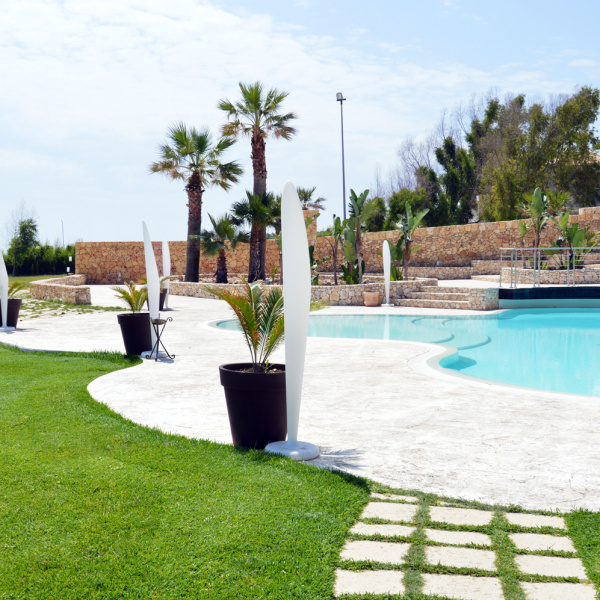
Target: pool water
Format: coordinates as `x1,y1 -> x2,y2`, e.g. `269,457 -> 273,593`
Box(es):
305,309 -> 600,397
218,309 -> 600,396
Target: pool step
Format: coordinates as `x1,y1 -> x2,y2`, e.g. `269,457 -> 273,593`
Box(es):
395,298 -> 470,309
399,285 -> 472,310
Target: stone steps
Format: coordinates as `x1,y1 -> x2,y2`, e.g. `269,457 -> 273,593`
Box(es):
471,275 -> 500,282
395,298 -> 470,309
410,291 -> 469,301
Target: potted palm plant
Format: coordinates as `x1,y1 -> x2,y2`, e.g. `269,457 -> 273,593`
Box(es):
1,281 -> 26,328
204,280 -> 286,449
112,281 -> 152,355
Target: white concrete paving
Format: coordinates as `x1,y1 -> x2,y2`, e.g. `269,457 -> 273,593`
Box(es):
3,285 -> 600,511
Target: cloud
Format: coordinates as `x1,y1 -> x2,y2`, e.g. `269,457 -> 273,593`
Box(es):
568,59 -> 597,68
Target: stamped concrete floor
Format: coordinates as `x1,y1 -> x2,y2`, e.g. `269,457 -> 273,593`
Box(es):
335,493 -> 595,599
2,285 -> 600,512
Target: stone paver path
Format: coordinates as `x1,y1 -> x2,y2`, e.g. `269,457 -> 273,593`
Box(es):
335,493 -> 596,599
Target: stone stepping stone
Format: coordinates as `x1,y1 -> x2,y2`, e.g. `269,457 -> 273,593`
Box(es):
421,573 -> 504,600
334,569 -> 404,596
515,554 -> 588,579
426,546 -> 496,571
521,581 -> 596,600
361,502 -> 418,522
370,492 -> 419,503
340,540 -> 410,565
510,532 -> 575,552
425,528 -> 492,546
506,512 -> 566,529
429,506 -> 494,526
351,522 -> 414,538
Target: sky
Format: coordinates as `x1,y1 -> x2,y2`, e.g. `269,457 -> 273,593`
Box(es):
1,0 -> 599,250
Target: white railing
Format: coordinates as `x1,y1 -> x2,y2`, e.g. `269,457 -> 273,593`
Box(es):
499,247 -> 600,288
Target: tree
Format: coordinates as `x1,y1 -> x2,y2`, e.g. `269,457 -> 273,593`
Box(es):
321,215 -> 344,285
297,186 -> 326,210
196,214 -> 249,284
150,123 -> 242,282
7,218 -> 39,276
231,191 -> 280,281
364,197 -> 387,232
219,82 -> 297,281
346,189 -> 377,284
521,187 -> 548,249
395,203 -> 429,279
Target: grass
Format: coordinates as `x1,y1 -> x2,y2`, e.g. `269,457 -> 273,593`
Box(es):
0,344 -> 369,599
2,343 -> 600,599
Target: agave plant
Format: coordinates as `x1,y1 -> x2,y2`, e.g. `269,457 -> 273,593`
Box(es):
111,281 -> 148,313
204,280 -> 284,373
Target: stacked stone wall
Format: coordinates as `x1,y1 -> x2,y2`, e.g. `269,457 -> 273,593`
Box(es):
75,208 -> 600,283
30,275 -> 92,305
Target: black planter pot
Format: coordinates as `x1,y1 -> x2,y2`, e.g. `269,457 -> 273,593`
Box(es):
146,289 -> 167,312
219,363 -> 287,450
0,298 -> 22,328
117,312 -> 153,355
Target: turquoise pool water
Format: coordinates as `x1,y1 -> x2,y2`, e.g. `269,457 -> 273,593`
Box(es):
218,309 -> 600,396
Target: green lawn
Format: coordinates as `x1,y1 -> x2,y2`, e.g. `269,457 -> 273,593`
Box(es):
1,344 -> 599,599
0,345 -> 368,599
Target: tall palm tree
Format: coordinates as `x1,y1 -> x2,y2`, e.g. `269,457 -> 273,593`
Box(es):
297,186 -> 326,210
149,122 -> 243,282
218,82 -> 297,281
197,214 -> 249,284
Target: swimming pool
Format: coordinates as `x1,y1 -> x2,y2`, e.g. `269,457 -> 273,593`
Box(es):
218,308 -> 600,396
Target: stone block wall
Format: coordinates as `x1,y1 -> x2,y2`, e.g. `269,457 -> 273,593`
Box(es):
75,208 -> 600,283
30,275 -> 92,305
500,267 -> 600,285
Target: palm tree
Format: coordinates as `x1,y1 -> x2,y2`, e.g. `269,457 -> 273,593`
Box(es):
395,203 -> 429,279
196,214 -> 249,284
297,186 -> 326,210
149,122 -> 243,282
346,189 -> 377,284
218,82 -> 297,281
231,192 -> 279,280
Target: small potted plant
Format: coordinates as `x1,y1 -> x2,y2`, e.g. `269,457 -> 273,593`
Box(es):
112,281 -> 152,355
1,281 -> 26,328
138,275 -> 171,311
204,280 -> 286,450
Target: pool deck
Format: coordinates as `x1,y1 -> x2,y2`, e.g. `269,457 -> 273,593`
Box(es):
2,283 -> 599,513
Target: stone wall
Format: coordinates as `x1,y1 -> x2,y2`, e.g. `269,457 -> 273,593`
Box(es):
500,267 -> 600,285
313,206 -> 600,271
75,207 -> 600,283
30,275 -> 92,305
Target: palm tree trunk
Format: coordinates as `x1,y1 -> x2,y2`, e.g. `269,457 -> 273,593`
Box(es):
403,242 -> 411,280
251,132 -> 267,280
248,224 -> 261,282
185,173 -> 203,282
216,249 -> 228,284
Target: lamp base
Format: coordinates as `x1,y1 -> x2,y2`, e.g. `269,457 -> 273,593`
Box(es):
265,440 -> 320,461
381,303 -> 395,307
0,326 -> 16,332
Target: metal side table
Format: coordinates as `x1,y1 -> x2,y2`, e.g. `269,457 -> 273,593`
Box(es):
147,316 -> 175,361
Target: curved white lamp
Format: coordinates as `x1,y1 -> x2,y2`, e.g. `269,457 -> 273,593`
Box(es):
265,181 -> 319,461
382,240 -> 394,306
0,256 -> 14,332
162,240 -> 171,310
141,221 -> 164,358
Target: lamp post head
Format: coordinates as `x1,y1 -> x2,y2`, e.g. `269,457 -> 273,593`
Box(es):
336,92 -> 345,102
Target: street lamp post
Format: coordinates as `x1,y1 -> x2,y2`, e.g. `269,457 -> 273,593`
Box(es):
336,92 -> 347,220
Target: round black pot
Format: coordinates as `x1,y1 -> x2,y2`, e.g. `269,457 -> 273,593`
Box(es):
1,298 -> 22,328
117,312 -> 152,355
146,289 -> 167,312
219,363 -> 287,450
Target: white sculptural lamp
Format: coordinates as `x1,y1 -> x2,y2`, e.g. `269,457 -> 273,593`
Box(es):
162,240 -> 171,310
141,222 -> 167,359
265,181 -> 320,461
0,257 -> 14,332
382,240 -> 394,306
